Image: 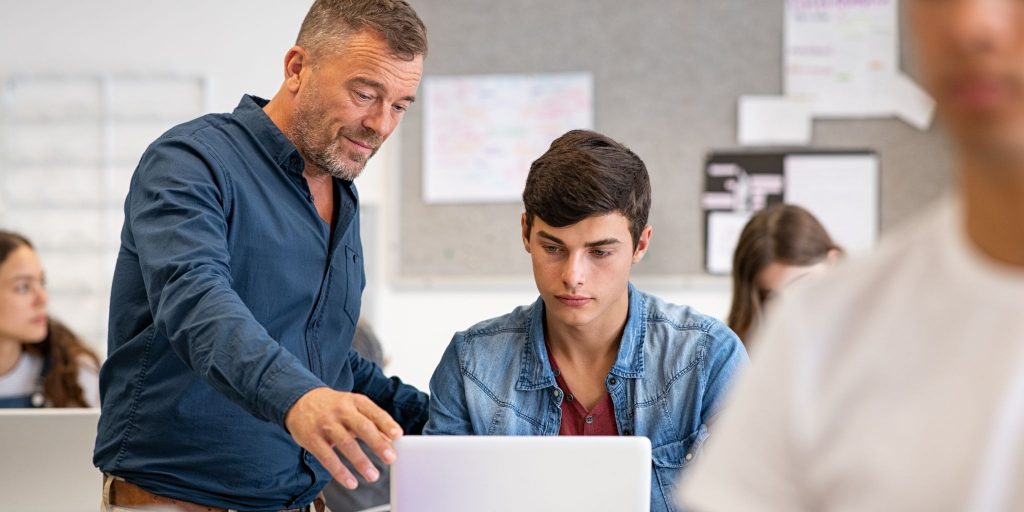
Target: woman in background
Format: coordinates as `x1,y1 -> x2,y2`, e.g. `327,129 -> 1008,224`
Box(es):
728,204 -> 841,345
0,231 -> 99,407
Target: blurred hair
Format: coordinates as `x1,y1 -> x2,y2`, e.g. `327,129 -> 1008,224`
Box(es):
727,204 -> 841,343
351,318 -> 385,367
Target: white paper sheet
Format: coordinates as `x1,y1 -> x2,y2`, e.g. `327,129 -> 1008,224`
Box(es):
783,154 -> 879,254
422,73 -> 593,203
891,72 -> 936,131
738,95 -> 812,146
706,211 -> 753,275
785,0 -> 899,118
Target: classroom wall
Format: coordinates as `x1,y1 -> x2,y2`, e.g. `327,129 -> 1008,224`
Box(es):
0,1 -> 940,391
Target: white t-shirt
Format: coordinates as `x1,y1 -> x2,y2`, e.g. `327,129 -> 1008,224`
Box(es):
0,351 -> 100,408
680,197 -> 1024,511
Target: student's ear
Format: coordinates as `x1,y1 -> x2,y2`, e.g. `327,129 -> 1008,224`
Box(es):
632,225 -> 653,264
521,213 -> 532,254
283,46 -> 310,94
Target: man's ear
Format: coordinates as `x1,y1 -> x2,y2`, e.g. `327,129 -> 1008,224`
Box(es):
283,46 -> 310,94
632,225 -> 653,264
521,213 -> 532,254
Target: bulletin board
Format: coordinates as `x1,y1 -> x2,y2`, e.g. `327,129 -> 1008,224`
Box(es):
396,0 -> 953,281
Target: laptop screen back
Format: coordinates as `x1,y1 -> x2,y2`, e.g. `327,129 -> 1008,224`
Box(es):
391,436 -> 651,512
0,409 -> 100,510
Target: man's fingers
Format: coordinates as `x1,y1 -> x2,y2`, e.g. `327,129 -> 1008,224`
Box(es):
356,395 -> 404,440
328,425 -> 380,483
307,438 -> 358,490
345,415 -> 398,465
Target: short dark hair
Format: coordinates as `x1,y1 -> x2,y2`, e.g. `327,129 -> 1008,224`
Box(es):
296,0 -> 428,61
523,130 -> 651,248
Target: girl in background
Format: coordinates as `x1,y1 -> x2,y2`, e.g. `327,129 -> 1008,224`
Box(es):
728,204 -> 841,345
0,231 -> 100,407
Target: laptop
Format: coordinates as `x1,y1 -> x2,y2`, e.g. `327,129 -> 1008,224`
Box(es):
390,436 -> 651,512
0,408 -> 100,511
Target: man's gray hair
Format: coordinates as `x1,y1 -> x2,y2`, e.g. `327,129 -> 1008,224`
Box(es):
296,0 -> 427,61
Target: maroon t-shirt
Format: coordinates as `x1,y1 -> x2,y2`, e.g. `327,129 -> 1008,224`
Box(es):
547,347 -> 619,436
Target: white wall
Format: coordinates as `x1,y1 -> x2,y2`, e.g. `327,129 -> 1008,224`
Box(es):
0,1 -> 732,391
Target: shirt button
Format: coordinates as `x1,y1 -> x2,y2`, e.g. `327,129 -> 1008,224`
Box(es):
352,254 -> 359,263
685,452 -> 693,461
623,429 -> 632,436
585,416 -> 594,424
566,394 -> 574,402
553,389 -> 562,399
553,369 -> 560,377
609,377 -> 618,386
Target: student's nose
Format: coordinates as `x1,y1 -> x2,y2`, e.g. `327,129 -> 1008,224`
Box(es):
561,252 -> 586,289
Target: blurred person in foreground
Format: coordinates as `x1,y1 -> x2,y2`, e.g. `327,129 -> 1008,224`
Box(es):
681,1 -> 1024,510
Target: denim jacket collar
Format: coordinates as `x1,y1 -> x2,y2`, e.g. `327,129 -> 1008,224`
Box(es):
516,283 -> 647,392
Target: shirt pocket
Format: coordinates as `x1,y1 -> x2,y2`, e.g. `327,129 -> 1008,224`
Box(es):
343,245 -> 363,324
651,423 -> 709,512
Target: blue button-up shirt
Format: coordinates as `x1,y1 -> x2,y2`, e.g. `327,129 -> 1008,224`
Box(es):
424,284 -> 748,512
94,95 -> 428,511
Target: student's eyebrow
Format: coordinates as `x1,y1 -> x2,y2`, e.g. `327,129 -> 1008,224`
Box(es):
536,231 -> 621,248
584,238 -> 621,248
348,77 -> 417,103
537,231 -> 565,245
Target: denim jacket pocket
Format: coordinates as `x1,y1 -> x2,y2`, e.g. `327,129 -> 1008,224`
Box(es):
651,424 -> 710,512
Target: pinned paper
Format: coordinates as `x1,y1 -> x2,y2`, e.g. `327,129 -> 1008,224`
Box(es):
891,73 -> 936,131
738,96 -> 812,146
706,211 -> 753,275
731,0 -> 936,139
784,154 -> 879,254
423,73 -> 593,203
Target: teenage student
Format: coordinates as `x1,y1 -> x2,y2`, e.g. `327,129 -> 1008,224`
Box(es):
424,130 -> 748,512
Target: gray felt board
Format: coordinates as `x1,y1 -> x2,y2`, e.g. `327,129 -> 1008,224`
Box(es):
395,0 -> 953,281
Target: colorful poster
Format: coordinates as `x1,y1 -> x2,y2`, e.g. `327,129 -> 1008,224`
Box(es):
423,73 -> 593,203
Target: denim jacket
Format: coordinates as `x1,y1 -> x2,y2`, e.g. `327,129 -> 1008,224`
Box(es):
424,284 -> 748,512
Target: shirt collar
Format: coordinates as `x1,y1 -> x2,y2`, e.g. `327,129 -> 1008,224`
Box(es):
516,283 -> 646,391
233,94 -> 305,176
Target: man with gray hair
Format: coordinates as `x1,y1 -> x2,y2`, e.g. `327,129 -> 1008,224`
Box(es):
93,1 -> 428,510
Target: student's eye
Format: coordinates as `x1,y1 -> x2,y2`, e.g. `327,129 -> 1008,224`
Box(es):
542,245 -> 561,255
13,283 -> 30,294
353,91 -> 373,102
591,249 -> 611,258
393,103 -> 409,113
